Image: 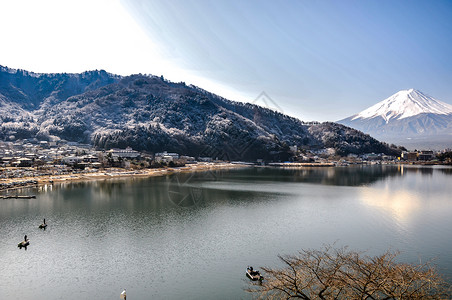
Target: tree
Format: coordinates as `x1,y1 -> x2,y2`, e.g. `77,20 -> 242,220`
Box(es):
437,151 -> 452,163
247,245 -> 450,299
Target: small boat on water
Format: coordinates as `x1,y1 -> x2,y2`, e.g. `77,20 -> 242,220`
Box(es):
246,266 -> 263,282
39,219 -> 47,229
18,240 -> 30,249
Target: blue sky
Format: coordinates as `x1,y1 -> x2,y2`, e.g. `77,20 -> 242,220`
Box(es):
1,0 -> 451,121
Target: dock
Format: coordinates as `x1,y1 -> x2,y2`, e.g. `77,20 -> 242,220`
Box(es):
0,195 -> 36,199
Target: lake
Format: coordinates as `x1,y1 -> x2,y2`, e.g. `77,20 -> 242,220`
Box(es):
1,165 -> 451,299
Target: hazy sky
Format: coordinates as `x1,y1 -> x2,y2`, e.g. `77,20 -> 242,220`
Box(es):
1,0 -> 451,121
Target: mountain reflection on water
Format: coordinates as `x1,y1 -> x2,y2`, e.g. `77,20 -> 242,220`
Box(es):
25,164 -> 452,212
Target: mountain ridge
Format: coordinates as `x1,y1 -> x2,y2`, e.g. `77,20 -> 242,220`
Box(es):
0,65 -> 400,160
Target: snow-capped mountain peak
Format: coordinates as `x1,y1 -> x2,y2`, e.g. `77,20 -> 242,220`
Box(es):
352,89 -> 452,123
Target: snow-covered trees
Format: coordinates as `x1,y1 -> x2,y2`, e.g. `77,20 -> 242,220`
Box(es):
0,67 -> 400,159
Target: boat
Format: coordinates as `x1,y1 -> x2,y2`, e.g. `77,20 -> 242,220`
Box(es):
246,266 -> 263,281
39,219 -> 47,229
18,240 -> 30,249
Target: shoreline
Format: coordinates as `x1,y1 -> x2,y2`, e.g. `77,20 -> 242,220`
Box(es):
0,163 -> 250,192
1,161 -> 451,193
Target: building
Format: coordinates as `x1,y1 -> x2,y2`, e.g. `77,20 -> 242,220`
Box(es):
418,150 -> 434,161
155,151 -> 179,163
401,152 -> 418,161
82,155 -> 99,163
108,147 -> 140,159
61,156 -> 82,165
363,153 -> 381,161
12,158 -> 33,167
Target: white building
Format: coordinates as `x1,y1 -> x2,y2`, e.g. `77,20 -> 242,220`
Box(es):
155,151 -> 179,163
108,147 -> 140,159
62,156 -> 82,165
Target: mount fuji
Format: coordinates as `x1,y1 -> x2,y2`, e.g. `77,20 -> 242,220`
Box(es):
338,89 -> 452,150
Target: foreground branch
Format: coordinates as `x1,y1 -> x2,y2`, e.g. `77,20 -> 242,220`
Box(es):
247,245 -> 451,299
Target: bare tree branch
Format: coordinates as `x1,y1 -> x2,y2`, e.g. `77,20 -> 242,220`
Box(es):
247,245 -> 451,299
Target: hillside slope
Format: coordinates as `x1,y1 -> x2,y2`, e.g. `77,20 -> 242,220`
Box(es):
0,66 -> 399,160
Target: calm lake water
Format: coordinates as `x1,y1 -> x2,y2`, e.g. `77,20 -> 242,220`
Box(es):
1,165 -> 452,299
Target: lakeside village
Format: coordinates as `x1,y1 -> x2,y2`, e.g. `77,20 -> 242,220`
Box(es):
1,138 -> 451,191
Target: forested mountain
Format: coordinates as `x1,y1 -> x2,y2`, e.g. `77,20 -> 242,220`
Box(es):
0,65 -> 119,110
0,65 -> 399,160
